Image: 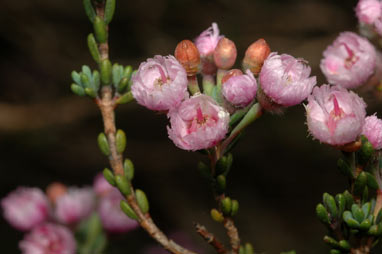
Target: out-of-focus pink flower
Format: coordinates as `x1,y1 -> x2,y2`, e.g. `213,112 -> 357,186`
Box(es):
1,187 -> 50,231
195,23 -> 223,57
93,173 -> 114,196
131,55 -> 188,111
222,69 -> 257,107
259,52 -> 316,106
19,223 -> 76,254
55,187 -> 95,224
362,114 -> 382,149
356,0 -> 382,25
98,189 -> 139,233
167,94 -> 230,151
306,85 -> 367,146
320,32 -> 376,89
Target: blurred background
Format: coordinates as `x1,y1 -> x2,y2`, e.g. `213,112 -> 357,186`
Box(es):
1,0 -> 382,253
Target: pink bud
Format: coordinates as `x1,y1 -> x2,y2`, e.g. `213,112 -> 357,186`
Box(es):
93,173 -> 114,196
98,189 -> 139,233
222,69 -> 258,107
356,0 -> 382,25
167,94 -> 230,151
194,23 -> 223,57
19,223 -> 76,254
213,38 -> 237,70
46,182 -> 67,204
362,114 -> 382,149
306,85 -> 367,146
131,55 -> 188,111
1,187 -> 50,231
55,187 -> 95,224
242,38 -> 271,76
259,52 -> 317,106
320,32 -> 376,89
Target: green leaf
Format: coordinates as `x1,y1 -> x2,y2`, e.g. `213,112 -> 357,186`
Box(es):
112,63 -> 123,88
100,59 -> 112,85
221,197 -> 232,215
71,71 -> 81,85
93,16 -> 108,43
343,190 -> 354,210
216,174 -> 226,192
71,84 -> 85,96
92,70 -> 100,91
323,235 -> 339,248
335,194 -> 346,216
343,210 -> 360,228
337,158 -> 353,178
210,208 -> 224,222
351,204 -> 365,223
116,91 -> 134,104
216,153 -> 233,176
339,240 -> 351,250
231,199 -> 239,216
123,159 -> 135,181
97,132 -> 110,156
83,0 -> 96,22
366,172 -> 379,190
115,175 -> 131,196
117,77 -> 129,93
316,203 -> 330,224
136,189 -> 149,213
360,219 -> 371,230
244,243 -> 254,254
323,193 -> 338,218
87,33 -> 101,64
362,202 -> 372,218
120,200 -> 138,220
116,129 -> 126,154
198,161 -> 212,181
104,0 -> 116,24
354,172 -> 368,196
84,87 -> 97,98
102,168 -> 116,186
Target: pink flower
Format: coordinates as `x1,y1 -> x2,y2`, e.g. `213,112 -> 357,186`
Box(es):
356,0 -> 382,25
222,69 -> 258,107
167,94 -> 230,151
194,23 -> 223,57
93,173 -> 114,196
306,85 -> 367,146
259,53 -> 316,106
98,189 -> 139,233
1,187 -> 50,231
320,32 -> 376,89
19,223 -> 76,254
362,114 -> 382,149
55,187 -> 95,224
131,55 -> 188,111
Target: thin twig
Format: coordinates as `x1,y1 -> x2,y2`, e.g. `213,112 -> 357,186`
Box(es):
195,223 -> 227,254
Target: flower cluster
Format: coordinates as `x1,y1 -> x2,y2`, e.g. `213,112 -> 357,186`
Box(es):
2,174 -> 138,254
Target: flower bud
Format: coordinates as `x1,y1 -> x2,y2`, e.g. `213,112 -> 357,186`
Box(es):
242,38 -> 271,75
1,187 -> 50,231
222,69 -> 257,107
46,182 -> 67,203
214,38 -> 237,70
20,223 -> 76,254
174,40 -> 200,76
362,114 -> 382,149
356,0 -> 382,25
221,69 -> 243,84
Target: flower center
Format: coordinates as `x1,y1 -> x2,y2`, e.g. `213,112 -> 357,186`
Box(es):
151,64 -> 169,86
187,107 -> 217,133
341,43 -> 358,69
327,96 -> 345,134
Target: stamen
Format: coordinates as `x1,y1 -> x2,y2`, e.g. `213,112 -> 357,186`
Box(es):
152,64 -> 168,84
332,96 -> 342,117
196,107 -> 204,123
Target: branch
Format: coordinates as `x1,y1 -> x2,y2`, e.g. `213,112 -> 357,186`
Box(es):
195,223 -> 227,254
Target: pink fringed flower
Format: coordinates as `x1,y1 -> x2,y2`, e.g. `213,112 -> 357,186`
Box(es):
362,114 -> 382,149
167,94 -> 230,151
1,187 -> 50,231
98,189 -> 139,233
55,187 -> 95,224
306,85 -> 367,146
320,32 -> 376,89
222,69 -> 258,107
131,55 -> 188,111
19,223 -> 76,254
93,173 -> 114,196
195,23 -> 223,57
259,53 -> 316,106
356,0 -> 382,25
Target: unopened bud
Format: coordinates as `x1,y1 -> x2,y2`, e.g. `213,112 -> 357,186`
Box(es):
242,38 -> 271,75
221,69 -> 243,84
174,40 -> 200,76
214,38 -> 237,70
46,182 -> 67,203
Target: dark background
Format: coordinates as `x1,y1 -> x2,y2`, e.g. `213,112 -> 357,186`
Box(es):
1,0 -> 382,253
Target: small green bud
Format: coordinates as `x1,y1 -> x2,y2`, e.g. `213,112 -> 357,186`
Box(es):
123,159 -> 134,181
100,59 -> 112,85
135,189 -> 149,214
93,16 -> 108,43
343,211 -> 360,228
71,71 -> 81,85
330,249 -> 341,254
117,77 -> 129,93
85,87 -> 97,98
244,243 -> 254,254
216,175 -> 226,192
360,219 -> 372,230
366,172 -> 379,190
71,84 -> 85,96
316,203 -> 330,224
210,208 -> 224,222
116,91 -> 134,104
221,197 -> 232,215
354,172 -> 368,196
337,158 -> 353,178
323,235 -> 339,248
323,193 -> 338,218
352,204 -> 365,223
115,175 -> 131,196
87,33 -> 101,64
83,0 -> 96,22
335,194 -> 346,215
97,132 -> 110,156
81,73 -> 91,89
116,129 -> 126,154
120,200 -> 138,220
102,168 -> 116,186
104,0 -> 116,24
339,240 -> 351,250
231,199 -> 239,216
82,65 -> 92,78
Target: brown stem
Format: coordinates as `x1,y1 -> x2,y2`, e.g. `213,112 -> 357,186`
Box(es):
195,223 -> 227,254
